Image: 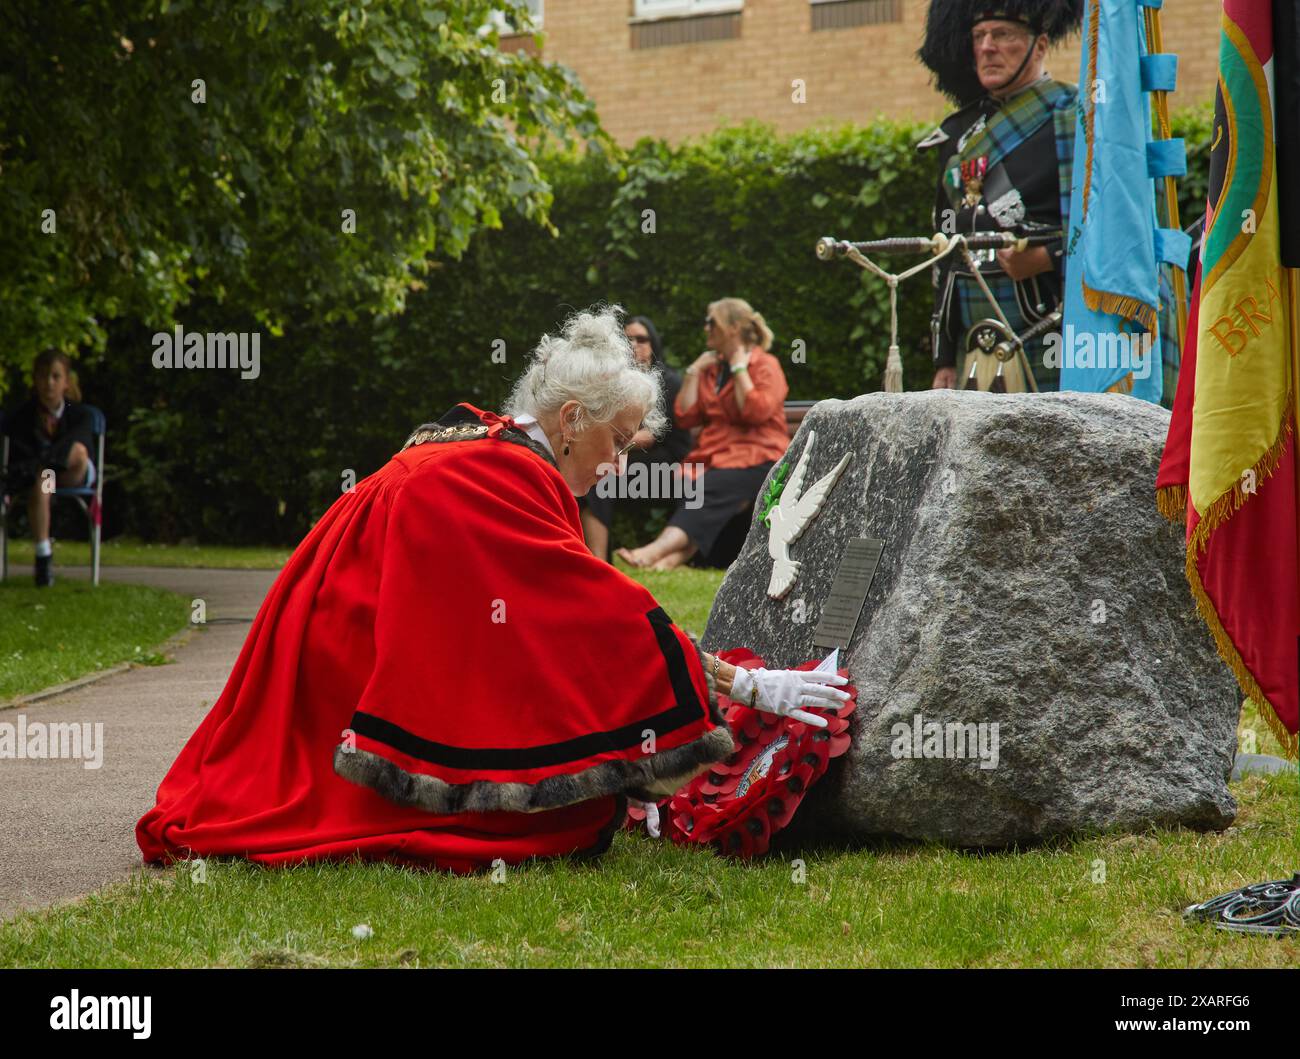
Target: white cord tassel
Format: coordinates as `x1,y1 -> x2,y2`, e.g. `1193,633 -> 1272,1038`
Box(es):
843,238 -> 965,395
883,343 -> 904,393
883,275 -> 904,392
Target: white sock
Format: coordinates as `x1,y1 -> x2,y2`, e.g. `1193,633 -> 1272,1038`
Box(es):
34,539 -> 52,558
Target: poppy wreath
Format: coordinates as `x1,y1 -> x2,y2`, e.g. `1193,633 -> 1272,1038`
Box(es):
624,647 -> 857,858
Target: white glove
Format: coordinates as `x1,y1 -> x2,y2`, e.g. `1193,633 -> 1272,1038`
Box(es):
729,666 -> 850,728
629,798 -> 661,838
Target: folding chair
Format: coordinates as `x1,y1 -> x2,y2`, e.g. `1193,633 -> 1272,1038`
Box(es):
1,405 -> 106,585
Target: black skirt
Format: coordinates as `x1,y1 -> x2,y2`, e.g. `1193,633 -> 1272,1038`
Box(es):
668,462 -> 775,557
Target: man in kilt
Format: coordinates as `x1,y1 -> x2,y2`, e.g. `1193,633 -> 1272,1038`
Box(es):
918,1 -> 1083,392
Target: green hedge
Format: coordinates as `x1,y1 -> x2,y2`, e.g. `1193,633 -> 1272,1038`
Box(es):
67,108 -> 1213,545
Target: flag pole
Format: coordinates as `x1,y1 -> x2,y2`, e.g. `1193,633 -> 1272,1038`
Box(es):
1144,5 -> 1190,348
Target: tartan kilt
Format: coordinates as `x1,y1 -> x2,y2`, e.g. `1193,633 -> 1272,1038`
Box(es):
944,267 -> 1063,392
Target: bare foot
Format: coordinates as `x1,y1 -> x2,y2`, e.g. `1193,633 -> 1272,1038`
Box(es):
649,550 -> 688,571
615,546 -> 650,568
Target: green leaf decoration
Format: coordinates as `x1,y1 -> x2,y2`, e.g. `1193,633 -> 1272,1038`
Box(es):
758,461 -> 791,528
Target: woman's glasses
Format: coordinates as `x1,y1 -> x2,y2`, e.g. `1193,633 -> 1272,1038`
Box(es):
611,425 -> 639,457
704,317 -> 718,330
628,334 -> 652,345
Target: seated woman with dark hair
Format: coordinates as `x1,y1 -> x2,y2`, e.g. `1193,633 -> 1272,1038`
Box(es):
2,350 -> 96,587
578,315 -> 693,563
617,297 -> 789,571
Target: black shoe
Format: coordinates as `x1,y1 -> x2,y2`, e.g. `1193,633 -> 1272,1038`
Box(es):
34,554 -> 53,587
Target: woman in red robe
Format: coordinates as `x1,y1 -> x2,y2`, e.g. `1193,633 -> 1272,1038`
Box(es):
136,307 -> 850,873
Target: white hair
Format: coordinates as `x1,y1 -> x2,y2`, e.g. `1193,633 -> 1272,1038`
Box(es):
504,304 -> 668,440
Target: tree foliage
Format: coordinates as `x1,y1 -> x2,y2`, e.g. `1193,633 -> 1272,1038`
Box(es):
0,0 -> 608,374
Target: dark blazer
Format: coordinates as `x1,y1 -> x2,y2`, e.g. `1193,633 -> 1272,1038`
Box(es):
648,364 -> 693,466
2,397 -> 96,492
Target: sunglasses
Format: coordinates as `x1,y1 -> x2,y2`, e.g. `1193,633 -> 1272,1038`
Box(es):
704,317 -> 718,330
627,333 -> 652,345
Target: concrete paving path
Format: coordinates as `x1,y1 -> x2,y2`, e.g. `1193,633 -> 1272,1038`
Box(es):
0,565 -> 276,922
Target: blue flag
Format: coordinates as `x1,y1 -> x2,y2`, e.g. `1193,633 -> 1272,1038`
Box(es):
1059,0 -> 1191,403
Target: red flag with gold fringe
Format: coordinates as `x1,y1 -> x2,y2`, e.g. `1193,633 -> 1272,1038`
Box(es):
1157,0 -> 1299,759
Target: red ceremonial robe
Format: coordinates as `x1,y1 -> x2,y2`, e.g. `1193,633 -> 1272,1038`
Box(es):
136,403 -> 734,873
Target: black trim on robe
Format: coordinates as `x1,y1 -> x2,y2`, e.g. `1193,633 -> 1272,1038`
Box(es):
346,606 -> 711,771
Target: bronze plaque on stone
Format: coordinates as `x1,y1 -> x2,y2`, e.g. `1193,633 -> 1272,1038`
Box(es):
813,538 -> 883,650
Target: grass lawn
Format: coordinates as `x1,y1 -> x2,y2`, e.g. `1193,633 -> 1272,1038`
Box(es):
6,535 -> 289,570
0,556 -> 1296,967
616,562 -> 725,638
0,579 -> 191,702
1,770 -> 1295,968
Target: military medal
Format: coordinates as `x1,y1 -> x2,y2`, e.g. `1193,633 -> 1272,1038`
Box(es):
961,155 -> 988,207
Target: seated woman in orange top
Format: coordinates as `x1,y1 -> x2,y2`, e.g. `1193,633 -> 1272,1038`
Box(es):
617,298 -> 789,571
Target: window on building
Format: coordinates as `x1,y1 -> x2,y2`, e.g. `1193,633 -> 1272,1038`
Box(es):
810,0 -> 902,32
631,0 -> 743,48
633,0 -> 744,20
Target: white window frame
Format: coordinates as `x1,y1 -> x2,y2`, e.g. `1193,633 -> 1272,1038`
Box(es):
632,0 -> 744,21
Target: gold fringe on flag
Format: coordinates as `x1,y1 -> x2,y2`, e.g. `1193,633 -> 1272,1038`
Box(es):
1184,401 -> 1298,761
1082,285 -> 1159,333
1155,483 -> 1187,523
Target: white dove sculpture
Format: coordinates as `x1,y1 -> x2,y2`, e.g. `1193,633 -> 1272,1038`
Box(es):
765,429 -> 852,599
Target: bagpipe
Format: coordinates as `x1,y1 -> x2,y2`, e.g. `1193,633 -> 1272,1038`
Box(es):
816,225 -> 1063,394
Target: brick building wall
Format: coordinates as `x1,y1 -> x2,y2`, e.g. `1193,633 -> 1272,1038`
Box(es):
505,0 -> 1223,145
